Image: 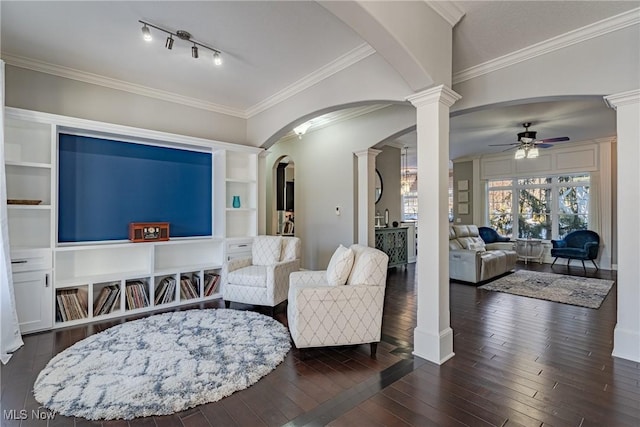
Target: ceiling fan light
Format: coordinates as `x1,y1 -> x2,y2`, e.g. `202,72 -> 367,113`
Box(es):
141,24 -> 152,42
528,147 -> 539,158
515,148 -> 526,159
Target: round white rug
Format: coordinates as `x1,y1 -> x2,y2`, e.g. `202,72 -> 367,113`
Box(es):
33,309 -> 291,420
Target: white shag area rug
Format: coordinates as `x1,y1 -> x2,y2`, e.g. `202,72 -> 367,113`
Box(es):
33,309 -> 291,420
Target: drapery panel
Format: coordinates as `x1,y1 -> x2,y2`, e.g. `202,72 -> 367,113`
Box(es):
1,60 -> 24,364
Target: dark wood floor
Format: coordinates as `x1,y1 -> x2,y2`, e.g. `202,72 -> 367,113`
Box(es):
2,262 -> 639,427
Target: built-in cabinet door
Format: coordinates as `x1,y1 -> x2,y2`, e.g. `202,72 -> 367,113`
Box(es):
13,270 -> 53,334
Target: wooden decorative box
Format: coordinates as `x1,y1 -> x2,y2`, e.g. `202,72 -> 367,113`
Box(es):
129,222 -> 170,243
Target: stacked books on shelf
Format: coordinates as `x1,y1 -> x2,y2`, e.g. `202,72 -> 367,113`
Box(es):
93,284 -> 121,316
204,272 -> 221,297
154,276 -> 177,305
125,280 -> 150,310
180,275 -> 200,300
56,288 -> 88,322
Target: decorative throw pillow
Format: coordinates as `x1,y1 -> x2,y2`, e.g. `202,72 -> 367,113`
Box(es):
326,245 -> 354,286
252,236 -> 283,266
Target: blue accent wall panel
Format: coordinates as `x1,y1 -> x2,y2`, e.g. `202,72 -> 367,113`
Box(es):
59,134 -> 212,242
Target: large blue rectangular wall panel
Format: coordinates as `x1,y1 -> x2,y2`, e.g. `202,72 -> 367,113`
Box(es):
59,134 -> 212,242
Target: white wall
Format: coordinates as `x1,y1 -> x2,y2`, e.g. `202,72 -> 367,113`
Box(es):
5,66 -> 248,145
265,105 -> 415,269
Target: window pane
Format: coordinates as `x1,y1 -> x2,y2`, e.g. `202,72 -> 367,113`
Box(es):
488,189 -> 513,237
518,188 -> 551,239
558,186 -> 590,215
558,174 -> 589,183
518,177 -> 553,186
558,214 -> 588,237
402,194 -> 418,221
488,179 -> 513,188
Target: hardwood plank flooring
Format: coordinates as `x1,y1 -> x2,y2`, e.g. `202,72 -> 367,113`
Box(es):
2,262 -> 639,427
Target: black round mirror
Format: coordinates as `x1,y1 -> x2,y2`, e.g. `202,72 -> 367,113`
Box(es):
375,169 -> 383,204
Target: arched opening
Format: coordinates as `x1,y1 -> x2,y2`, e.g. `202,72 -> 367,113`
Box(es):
269,156 -> 295,236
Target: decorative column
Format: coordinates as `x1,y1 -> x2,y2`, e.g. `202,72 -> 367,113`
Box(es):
407,85 -> 461,364
605,89 -> 640,363
355,148 -> 381,247
257,150 -> 270,236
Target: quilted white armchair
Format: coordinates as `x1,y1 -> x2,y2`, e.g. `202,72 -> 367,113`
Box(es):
287,244 -> 389,357
222,235 -> 301,313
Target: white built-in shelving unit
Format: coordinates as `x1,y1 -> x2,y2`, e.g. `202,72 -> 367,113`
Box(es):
5,107 -> 261,333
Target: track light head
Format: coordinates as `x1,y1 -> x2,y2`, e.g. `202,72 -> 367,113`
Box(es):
165,36 -> 174,50
191,45 -> 199,59
213,52 -> 222,66
141,24 -> 152,42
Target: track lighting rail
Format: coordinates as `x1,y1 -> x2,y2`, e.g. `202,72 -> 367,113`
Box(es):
139,20 -> 222,65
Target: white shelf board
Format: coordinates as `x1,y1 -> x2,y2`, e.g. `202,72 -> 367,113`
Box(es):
7,204 -> 51,210
5,160 -> 52,169
55,270 -> 149,288
154,264 -> 222,277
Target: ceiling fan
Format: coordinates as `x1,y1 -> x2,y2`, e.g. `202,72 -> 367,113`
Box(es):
490,123 -> 570,158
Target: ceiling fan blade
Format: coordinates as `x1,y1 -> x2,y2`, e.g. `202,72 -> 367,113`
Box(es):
536,143 -> 554,148
489,143 -> 518,146
539,136 -> 570,143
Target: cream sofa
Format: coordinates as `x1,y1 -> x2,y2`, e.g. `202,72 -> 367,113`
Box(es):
449,225 -> 517,283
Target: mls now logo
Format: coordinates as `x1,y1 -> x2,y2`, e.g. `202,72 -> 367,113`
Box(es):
3,407 -> 57,420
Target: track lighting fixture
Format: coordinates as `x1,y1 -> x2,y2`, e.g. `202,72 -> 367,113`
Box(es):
141,24 -> 152,42
139,20 -> 222,66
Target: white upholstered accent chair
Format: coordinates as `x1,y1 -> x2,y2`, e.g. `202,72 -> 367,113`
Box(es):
287,244 -> 389,357
222,235 -> 301,313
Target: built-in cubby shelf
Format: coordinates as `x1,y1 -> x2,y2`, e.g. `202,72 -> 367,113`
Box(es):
5,107 -> 261,332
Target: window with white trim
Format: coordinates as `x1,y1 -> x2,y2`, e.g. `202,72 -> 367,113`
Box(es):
487,174 -> 590,240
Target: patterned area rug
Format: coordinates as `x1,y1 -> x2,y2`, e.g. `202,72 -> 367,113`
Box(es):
33,309 -> 291,420
479,270 -> 614,309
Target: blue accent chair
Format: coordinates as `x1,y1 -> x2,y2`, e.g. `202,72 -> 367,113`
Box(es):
551,230 -> 600,271
478,227 -> 511,244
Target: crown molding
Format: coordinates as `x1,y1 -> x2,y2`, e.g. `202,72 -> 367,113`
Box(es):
604,89 -> 640,109
453,7 -> 640,85
425,1 -> 465,27
245,43 -> 376,118
2,52 -> 247,118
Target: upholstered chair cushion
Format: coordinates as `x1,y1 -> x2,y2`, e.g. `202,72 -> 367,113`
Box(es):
346,244 -> 388,286
326,245 -> 354,286
281,237 -> 301,262
252,235 -> 283,266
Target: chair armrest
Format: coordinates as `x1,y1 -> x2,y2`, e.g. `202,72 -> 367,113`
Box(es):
221,257 -> 252,286
584,241 -> 599,258
449,249 -> 481,263
265,259 -> 300,303
485,242 -> 515,251
290,270 -> 328,287
551,240 -> 566,249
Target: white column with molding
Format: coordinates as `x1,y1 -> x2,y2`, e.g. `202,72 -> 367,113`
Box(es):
258,150 -> 269,236
605,89 -> 640,363
355,149 -> 381,247
408,85 -> 461,364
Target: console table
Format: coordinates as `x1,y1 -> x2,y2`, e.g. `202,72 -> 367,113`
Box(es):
375,227 -> 408,268
515,238 -> 544,264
